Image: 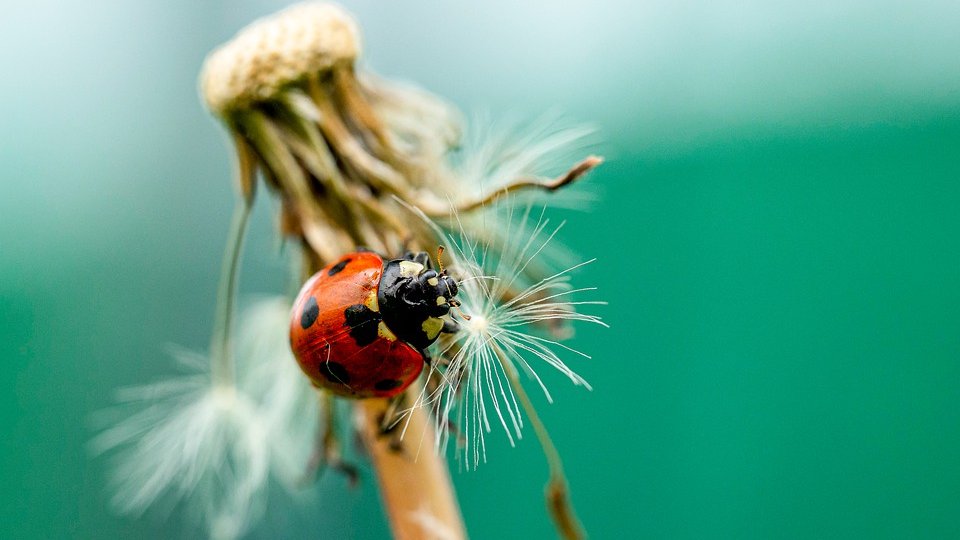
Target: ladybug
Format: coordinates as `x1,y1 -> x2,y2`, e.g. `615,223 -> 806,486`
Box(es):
290,250 -> 461,398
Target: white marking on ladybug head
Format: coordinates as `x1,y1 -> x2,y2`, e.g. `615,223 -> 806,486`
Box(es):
427,276 -> 439,287
398,260 -> 425,278
436,296 -> 447,306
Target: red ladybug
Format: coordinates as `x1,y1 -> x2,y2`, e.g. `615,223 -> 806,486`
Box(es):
290,250 -> 460,398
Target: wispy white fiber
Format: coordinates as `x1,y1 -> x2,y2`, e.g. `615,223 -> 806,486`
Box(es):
404,201 -> 607,469
92,297 -> 319,539
450,113 -> 598,206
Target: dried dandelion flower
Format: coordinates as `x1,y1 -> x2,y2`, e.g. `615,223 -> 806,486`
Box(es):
98,2 -> 606,539
199,2 -> 599,260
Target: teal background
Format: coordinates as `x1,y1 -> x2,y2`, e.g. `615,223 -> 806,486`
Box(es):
2,1 -> 959,538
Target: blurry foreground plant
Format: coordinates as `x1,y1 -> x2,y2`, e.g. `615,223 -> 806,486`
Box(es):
95,3 -> 605,539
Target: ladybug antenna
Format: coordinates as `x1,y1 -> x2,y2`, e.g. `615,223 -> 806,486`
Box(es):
435,245 -> 470,320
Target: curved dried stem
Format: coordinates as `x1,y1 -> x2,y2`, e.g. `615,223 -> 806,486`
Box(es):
422,156 -> 603,217
232,133 -> 259,204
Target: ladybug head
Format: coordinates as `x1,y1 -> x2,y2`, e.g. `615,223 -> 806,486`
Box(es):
377,250 -> 461,350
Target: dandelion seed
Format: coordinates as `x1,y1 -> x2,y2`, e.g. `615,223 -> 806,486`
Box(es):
437,116 -> 600,274
92,178 -> 309,538
235,296 -> 320,489
91,296 -> 322,539
392,199 -> 606,539
401,201 -> 608,469
90,348 -> 270,540
450,114 -> 599,210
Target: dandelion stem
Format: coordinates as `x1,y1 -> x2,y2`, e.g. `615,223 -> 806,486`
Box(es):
493,343 -> 586,540
209,195 -> 253,388
356,386 -> 467,540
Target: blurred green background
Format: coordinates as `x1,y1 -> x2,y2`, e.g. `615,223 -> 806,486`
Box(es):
2,1 -> 959,538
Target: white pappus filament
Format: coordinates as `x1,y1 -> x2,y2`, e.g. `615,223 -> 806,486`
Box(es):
407,202 -> 608,469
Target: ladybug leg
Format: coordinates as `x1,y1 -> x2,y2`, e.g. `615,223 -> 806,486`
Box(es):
420,348 -> 433,366
302,393 -> 359,487
417,252 -> 434,270
377,393 -> 409,454
442,318 -> 460,334
377,393 -> 405,434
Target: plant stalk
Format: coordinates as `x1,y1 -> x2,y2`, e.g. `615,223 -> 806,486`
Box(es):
356,395 -> 467,540
209,198 -> 252,388
494,344 -> 585,540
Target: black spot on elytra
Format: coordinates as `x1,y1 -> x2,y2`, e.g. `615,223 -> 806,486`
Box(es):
319,361 -> 350,385
300,296 -> 319,329
374,379 -> 404,392
343,304 -> 382,346
328,258 -> 352,276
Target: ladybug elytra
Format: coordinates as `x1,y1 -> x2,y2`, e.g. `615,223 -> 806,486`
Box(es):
290,250 -> 460,398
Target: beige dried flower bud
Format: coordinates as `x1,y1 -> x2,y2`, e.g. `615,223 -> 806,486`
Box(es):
200,2 -> 360,113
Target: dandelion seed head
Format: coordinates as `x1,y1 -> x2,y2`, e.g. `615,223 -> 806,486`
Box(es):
235,296 -> 320,488
201,2 -> 360,113
403,201 -> 607,469
92,350 -> 270,539
180,1 -> 604,535
93,298 -> 323,538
